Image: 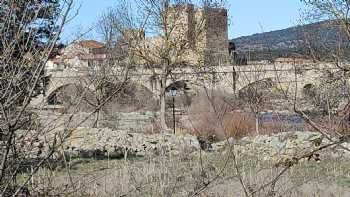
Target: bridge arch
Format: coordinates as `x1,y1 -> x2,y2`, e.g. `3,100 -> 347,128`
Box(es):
165,80 -> 198,107
46,83 -> 88,106
238,78 -> 275,99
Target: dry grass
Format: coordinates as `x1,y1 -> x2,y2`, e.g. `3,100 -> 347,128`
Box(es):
20,148 -> 350,196
221,112 -> 256,139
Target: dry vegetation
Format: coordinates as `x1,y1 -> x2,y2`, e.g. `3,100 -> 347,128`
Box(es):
2,0 -> 350,196
19,148 -> 350,196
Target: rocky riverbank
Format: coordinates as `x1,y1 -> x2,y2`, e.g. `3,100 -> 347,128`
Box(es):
57,128 -> 350,161
62,127 -> 200,159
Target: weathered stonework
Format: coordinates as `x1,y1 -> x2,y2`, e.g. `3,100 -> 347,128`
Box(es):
176,5 -> 230,66
127,4 -> 230,67
199,8 -> 229,66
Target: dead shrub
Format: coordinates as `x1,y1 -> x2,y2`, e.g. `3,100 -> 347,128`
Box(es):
187,90 -> 255,141
313,115 -> 350,136
144,118 -> 163,134
222,112 -> 256,139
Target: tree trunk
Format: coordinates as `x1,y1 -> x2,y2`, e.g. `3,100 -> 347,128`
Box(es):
160,76 -> 168,132
93,110 -> 100,128
255,113 -> 259,135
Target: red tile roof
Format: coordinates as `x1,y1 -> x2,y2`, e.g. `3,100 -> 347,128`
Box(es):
78,40 -> 104,49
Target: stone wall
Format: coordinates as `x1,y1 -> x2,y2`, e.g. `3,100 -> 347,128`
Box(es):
106,112 -> 156,131
38,111 -> 156,132
39,129 -> 350,160
62,128 -> 200,159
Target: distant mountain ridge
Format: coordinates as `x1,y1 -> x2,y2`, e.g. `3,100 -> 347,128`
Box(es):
231,20 -> 349,61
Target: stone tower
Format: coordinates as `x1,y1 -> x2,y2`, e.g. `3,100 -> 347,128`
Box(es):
195,7 -> 229,66
165,4 -> 196,48
161,4 -> 230,66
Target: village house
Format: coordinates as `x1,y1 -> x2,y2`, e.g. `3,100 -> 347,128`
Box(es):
46,40 -> 107,71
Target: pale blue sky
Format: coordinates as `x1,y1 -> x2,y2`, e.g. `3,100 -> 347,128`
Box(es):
62,0 -> 305,43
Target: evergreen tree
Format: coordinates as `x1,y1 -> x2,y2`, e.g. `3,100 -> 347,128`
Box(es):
0,1 -> 72,194
0,0 -> 61,103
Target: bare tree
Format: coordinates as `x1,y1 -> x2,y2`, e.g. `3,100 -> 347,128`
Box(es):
71,6 -> 138,128
300,0 -> 350,125
302,0 -> 350,37
237,65 -> 273,135
0,0 -> 74,195
79,62 -> 129,128
300,0 -> 350,64
105,0 -> 229,131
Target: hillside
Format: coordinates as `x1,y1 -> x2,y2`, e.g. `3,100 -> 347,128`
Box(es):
231,21 -> 349,61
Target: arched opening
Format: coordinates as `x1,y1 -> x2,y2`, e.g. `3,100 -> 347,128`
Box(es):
165,80 -> 195,108
47,84 -> 75,105
47,83 -> 88,109
238,78 -> 275,100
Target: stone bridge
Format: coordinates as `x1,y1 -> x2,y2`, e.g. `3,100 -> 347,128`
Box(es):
30,63 -> 334,107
